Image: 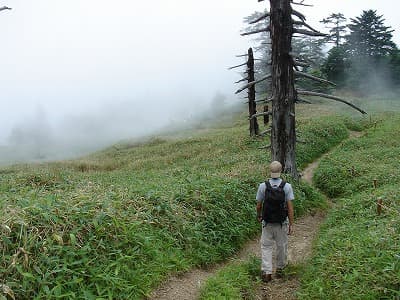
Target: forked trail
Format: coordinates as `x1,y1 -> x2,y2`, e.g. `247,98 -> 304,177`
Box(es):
149,132 -> 362,300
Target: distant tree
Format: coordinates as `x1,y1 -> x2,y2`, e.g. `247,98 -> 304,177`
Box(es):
344,10 -> 397,91
321,46 -> 347,86
320,13 -> 347,47
345,10 -> 396,59
292,36 -> 325,67
292,36 -> 328,92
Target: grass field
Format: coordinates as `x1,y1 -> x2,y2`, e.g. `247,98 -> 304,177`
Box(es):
199,108 -> 399,299
0,102 -> 374,299
300,112 -> 400,299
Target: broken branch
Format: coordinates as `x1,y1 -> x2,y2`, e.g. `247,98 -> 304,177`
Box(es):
294,60 -> 309,67
235,74 -> 271,94
255,97 -> 272,103
235,77 -> 248,84
291,1 -> 313,7
297,90 -> 367,114
228,62 -> 247,70
293,20 -> 321,34
293,28 -> 327,37
249,111 -> 272,120
295,98 -> 312,104
259,144 -> 271,150
249,13 -> 270,24
241,26 -> 270,36
291,9 -> 306,22
294,70 -> 336,86
258,128 -> 272,136
0,6 -> 12,11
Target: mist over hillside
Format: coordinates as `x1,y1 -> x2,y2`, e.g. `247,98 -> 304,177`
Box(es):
0,92 -> 241,166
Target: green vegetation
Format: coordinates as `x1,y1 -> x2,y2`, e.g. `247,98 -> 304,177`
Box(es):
199,256 -> 260,300
300,113 -> 400,299
0,107 -> 363,299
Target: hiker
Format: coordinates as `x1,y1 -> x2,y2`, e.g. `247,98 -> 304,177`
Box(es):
256,160 -> 294,283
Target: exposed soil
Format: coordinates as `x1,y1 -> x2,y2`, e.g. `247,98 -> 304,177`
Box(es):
149,131 -> 363,300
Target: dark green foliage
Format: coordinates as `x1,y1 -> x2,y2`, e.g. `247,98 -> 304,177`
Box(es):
321,46 -> 348,86
389,50 -> 400,85
293,36 -> 326,68
343,10 -> 398,92
345,10 -> 396,59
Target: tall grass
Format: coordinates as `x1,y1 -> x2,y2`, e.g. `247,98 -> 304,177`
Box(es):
299,112 -> 400,299
0,107 -> 358,299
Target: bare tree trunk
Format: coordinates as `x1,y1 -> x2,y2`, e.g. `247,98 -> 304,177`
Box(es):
269,0 -> 298,179
247,48 -> 259,136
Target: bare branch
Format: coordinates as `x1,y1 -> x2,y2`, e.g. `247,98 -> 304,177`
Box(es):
293,20 -> 321,33
241,26 -> 270,36
249,111 -> 272,120
291,9 -> 306,22
249,13 -> 270,24
293,28 -> 327,37
290,52 -> 318,67
259,144 -> 271,150
297,90 -> 367,114
295,98 -> 312,104
0,6 -> 12,11
291,1 -> 313,7
255,97 -> 273,103
235,77 -> 248,84
294,60 -> 309,67
228,62 -> 247,70
294,70 -> 336,86
235,74 -> 271,94
236,54 -> 248,58
258,128 -> 272,136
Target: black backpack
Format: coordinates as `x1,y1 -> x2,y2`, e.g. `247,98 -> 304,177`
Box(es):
262,180 -> 287,224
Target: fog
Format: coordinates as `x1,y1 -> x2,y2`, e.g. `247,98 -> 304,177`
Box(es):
0,0 -> 399,165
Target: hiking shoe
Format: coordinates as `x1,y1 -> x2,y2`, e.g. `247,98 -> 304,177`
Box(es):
261,272 -> 272,283
275,268 -> 285,279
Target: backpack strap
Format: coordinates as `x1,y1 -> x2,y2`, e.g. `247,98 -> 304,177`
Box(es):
278,180 -> 286,189
265,180 -> 273,190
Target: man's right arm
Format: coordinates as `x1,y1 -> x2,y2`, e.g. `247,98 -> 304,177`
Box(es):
256,202 -> 262,222
287,200 -> 294,235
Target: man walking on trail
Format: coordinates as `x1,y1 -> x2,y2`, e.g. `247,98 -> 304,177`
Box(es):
256,161 -> 294,283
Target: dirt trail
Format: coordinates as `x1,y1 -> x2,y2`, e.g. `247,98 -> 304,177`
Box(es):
149,131 -> 362,300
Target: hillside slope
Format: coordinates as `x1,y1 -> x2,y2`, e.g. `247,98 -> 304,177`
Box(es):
0,104 -> 365,299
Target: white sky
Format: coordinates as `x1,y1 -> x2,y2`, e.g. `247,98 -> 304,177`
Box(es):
0,0 -> 399,149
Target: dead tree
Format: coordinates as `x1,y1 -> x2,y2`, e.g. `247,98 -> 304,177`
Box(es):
241,0 -> 366,179
269,0 -> 298,177
247,48 -> 259,136
0,6 -> 11,12
230,50 -> 270,136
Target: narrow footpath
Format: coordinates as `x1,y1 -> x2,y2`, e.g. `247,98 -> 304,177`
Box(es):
149,132 -> 362,300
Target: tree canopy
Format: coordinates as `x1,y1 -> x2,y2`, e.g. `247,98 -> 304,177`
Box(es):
320,13 -> 347,47
345,10 -> 397,59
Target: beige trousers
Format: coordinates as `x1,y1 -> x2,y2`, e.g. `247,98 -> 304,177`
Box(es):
261,222 -> 288,274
